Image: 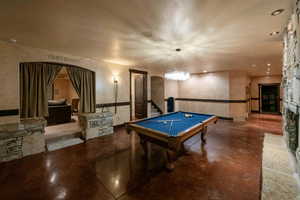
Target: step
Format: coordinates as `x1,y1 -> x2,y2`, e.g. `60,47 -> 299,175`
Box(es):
45,122 -> 81,141
47,137 -> 84,152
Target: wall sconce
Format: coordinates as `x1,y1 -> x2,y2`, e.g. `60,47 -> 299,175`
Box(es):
113,76 -> 119,84
113,76 -> 118,114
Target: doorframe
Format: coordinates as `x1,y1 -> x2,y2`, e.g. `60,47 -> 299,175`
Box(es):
129,69 -> 148,120
258,83 -> 280,114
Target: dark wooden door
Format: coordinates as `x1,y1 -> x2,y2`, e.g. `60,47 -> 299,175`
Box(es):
261,85 -> 280,113
134,75 -> 147,119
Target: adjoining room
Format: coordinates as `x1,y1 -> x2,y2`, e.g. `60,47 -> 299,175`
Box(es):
19,62 -> 96,151
0,1 -> 299,200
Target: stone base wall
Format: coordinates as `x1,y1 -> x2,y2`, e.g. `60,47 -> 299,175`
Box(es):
283,1 -> 300,180
0,118 -> 46,163
78,112 -> 114,140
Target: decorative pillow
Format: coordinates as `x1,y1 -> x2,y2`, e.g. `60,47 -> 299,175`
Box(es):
48,99 -> 67,106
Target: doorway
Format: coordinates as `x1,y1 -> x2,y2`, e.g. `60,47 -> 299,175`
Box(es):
130,69 -> 148,120
259,84 -> 280,114
150,76 -> 164,116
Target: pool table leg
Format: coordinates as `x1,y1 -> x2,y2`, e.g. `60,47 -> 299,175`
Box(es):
140,137 -> 151,161
166,150 -> 175,171
201,126 -> 208,144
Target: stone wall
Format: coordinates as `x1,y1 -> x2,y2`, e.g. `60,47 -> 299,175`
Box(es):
78,111 -> 114,140
0,118 -> 46,163
283,1 -> 300,177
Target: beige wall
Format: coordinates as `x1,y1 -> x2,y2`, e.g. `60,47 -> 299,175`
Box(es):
53,78 -> 78,104
177,72 -> 231,118
0,40 -> 160,125
164,79 -> 179,112
0,41 -> 20,123
151,76 -> 165,112
229,71 -> 250,120
171,71 -> 250,120
250,75 -> 282,112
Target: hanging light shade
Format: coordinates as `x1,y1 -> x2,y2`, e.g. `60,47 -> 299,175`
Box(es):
164,71 -> 190,81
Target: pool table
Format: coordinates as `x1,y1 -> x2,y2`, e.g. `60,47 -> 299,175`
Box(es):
126,111 -> 218,170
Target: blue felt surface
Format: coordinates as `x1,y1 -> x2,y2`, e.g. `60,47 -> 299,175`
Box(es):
136,112 -> 213,137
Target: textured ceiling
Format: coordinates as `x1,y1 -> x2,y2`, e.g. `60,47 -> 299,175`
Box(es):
0,0 -> 293,76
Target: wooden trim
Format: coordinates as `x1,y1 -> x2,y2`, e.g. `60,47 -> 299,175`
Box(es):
177,115 -> 218,137
218,116 -> 233,120
129,71 -> 132,120
251,110 -> 260,113
96,102 -> 130,108
259,84 -> 261,112
128,111 -> 178,124
129,69 -> 148,120
175,98 -> 248,103
0,109 -> 19,117
251,97 -> 259,100
129,69 -> 148,74
113,123 -> 125,129
165,98 -> 250,103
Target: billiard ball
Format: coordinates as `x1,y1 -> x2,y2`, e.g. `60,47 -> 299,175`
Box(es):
184,114 -> 193,118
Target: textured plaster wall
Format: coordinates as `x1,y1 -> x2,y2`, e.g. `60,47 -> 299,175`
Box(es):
0,42 -> 20,123
229,71 -> 250,120
172,71 -> 249,120
250,75 -> 282,112
0,41 -> 159,125
177,72 -> 231,118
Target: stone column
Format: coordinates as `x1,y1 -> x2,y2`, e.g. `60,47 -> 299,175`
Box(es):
78,112 -> 114,140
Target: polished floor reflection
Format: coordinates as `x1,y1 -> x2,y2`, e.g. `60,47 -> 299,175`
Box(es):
0,114 -> 282,200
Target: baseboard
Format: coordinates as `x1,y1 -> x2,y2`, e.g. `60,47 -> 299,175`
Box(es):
218,116 -> 233,120
113,123 -> 125,129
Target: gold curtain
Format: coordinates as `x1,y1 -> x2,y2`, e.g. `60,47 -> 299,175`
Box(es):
20,63 -> 62,118
66,67 -> 96,113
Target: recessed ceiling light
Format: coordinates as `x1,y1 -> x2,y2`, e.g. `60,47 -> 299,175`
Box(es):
175,48 -> 181,52
270,31 -> 280,36
271,9 -> 285,16
267,63 -> 271,66
203,70 -> 207,73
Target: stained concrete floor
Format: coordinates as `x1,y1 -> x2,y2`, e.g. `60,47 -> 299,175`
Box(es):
0,114 -> 282,200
